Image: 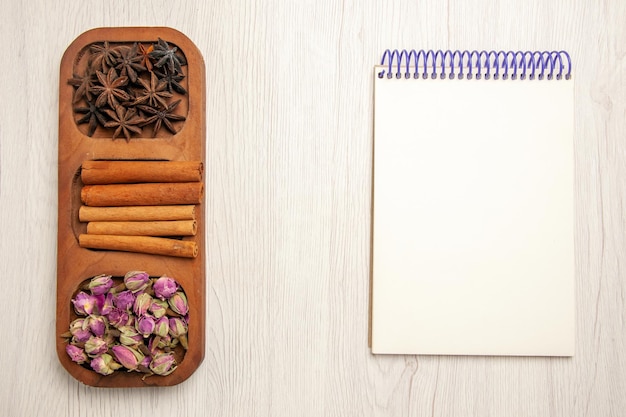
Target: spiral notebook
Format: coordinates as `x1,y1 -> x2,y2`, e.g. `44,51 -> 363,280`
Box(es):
371,50 -> 574,356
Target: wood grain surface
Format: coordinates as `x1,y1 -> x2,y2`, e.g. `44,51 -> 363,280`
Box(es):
0,0 -> 624,415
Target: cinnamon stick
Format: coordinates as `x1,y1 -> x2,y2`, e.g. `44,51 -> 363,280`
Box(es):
78,234 -> 198,258
79,205 -> 196,222
87,220 -> 197,236
81,161 -> 203,184
81,183 -> 203,207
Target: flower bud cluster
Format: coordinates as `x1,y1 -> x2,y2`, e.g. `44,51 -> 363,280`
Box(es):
64,272 -> 189,378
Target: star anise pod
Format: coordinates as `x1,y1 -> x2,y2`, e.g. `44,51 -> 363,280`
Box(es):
138,43 -> 154,72
154,68 -> 187,94
149,38 -> 187,74
115,43 -> 146,83
89,41 -> 121,72
103,106 -> 146,141
133,72 -> 172,108
74,101 -> 108,136
139,99 -> 186,136
123,88 -> 138,106
90,68 -> 130,109
68,68 -> 95,103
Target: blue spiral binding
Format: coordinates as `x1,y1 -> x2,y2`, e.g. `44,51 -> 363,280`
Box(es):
378,49 -> 572,80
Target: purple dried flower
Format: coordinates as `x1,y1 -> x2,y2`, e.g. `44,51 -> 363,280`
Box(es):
168,291 -> 188,316
168,317 -> 187,338
149,299 -> 168,318
68,318 -> 91,342
73,329 -> 92,343
66,270 -> 189,378
140,354 -> 151,369
107,308 -> 130,328
84,336 -> 108,356
154,316 -> 169,337
153,276 -> 178,300
72,291 -> 97,315
66,344 -> 88,364
147,335 -> 158,355
112,345 -> 144,370
136,315 -> 156,338
88,274 -> 113,295
133,292 -> 152,316
91,353 -> 122,375
169,316 -> 188,349
123,271 -> 150,292
118,326 -> 143,346
87,315 -> 107,337
149,352 -> 177,376
69,318 -> 86,332
98,292 -> 114,315
114,290 -> 135,311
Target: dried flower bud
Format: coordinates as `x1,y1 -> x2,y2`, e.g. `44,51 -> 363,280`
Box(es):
84,336 -> 108,356
154,316 -> 169,338
133,292 -> 152,316
88,274 -> 113,295
168,291 -> 188,316
97,292 -> 114,316
114,290 -> 135,311
149,299 -> 168,318
107,308 -> 130,328
142,353 -> 152,366
147,335 -> 160,354
112,345 -> 144,370
73,330 -> 92,344
87,315 -> 107,337
123,271 -> 150,293
72,291 -> 97,316
153,276 -> 178,300
68,318 -> 92,343
67,269 -> 189,378
169,316 -> 188,349
91,353 -> 122,375
118,326 -> 143,346
168,317 -> 187,338
136,315 -> 156,338
149,352 -> 177,376
138,354 -> 152,373
69,318 -> 86,333
66,344 -> 88,364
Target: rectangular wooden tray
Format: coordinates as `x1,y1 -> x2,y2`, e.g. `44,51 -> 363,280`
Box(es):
56,27 -> 205,387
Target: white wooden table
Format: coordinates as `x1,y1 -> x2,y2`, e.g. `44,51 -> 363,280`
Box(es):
1,0 -> 624,415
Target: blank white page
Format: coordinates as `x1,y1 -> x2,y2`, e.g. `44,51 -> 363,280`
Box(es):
371,68 -> 574,356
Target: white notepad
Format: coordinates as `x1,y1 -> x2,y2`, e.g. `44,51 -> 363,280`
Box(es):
371,50 -> 574,356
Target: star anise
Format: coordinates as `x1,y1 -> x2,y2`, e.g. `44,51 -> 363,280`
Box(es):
90,68 -> 130,109
149,38 -> 187,74
115,43 -> 146,83
103,106 -> 146,141
138,99 -> 186,136
154,68 -> 187,94
138,43 -> 154,71
133,72 -> 172,108
124,88 -> 138,105
89,41 -> 120,72
74,101 -> 108,136
68,68 -> 95,103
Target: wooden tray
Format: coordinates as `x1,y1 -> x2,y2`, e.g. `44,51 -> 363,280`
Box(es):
56,27 -> 205,387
